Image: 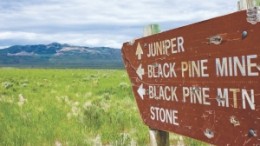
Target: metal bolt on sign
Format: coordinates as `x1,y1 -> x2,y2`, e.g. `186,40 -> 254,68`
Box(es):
242,31 -> 248,39
248,129 -> 257,137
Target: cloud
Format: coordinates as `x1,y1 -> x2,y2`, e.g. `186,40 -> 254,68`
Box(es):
0,31 -> 129,48
0,0 -> 238,48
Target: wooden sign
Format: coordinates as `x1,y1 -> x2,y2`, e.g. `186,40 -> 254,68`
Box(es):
121,10 -> 260,145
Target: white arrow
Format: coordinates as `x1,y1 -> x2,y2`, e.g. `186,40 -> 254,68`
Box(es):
135,43 -> 143,60
137,84 -> 146,100
136,64 -> 144,80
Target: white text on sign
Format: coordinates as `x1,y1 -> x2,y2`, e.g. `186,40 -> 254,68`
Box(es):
146,85 -> 256,111
216,55 -> 259,77
147,36 -> 185,57
217,88 -> 255,110
150,106 -> 179,126
148,62 -> 177,78
149,85 -> 178,102
181,59 -> 209,78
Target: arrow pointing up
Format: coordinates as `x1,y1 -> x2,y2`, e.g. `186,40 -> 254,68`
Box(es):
135,43 -> 143,60
136,64 -> 144,80
137,84 -> 145,100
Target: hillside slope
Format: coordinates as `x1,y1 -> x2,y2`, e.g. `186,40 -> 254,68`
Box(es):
0,43 -> 123,68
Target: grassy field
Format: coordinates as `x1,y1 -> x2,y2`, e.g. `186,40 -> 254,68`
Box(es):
0,68 -> 207,146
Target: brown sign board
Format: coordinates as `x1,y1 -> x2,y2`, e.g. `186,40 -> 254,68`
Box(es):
121,11 -> 260,145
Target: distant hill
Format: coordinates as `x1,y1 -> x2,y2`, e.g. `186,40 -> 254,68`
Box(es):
0,42 -> 123,69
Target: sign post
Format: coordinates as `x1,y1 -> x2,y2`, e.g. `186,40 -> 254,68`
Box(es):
143,24 -> 169,146
122,10 -> 260,145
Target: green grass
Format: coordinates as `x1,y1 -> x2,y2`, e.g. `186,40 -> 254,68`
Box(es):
0,68 -> 207,145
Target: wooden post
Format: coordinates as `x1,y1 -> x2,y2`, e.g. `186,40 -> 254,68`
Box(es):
143,24 -> 160,37
149,128 -> 169,146
238,0 -> 260,10
143,24 -> 169,146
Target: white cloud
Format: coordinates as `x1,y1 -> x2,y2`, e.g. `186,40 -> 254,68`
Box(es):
0,31 -> 128,48
0,0 -> 238,25
0,0 -> 238,48
0,46 -> 10,49
0,31 -> 38,40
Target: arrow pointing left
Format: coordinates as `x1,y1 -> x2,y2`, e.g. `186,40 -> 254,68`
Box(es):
136,64 -> 144,80
137,84 -> 145,100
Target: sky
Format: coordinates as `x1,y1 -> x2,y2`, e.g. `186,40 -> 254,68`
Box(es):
0,0 -> 239,49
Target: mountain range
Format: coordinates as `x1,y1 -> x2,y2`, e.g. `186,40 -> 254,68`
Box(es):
0,43 -> 123,69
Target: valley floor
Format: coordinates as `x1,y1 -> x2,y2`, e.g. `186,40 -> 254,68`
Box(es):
0,68 -> 207,146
